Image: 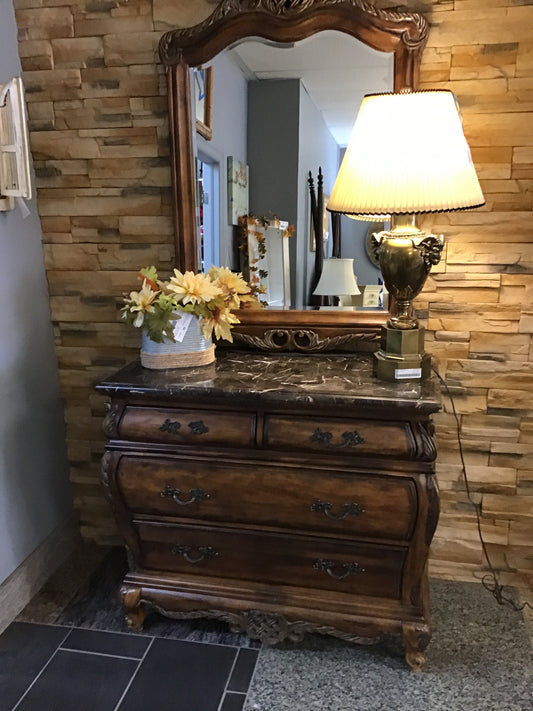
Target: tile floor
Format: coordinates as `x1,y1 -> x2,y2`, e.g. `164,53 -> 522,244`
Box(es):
2,544 -> 258,711
0,622 -> 257,711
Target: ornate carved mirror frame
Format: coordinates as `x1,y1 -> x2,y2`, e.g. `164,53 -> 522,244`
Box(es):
159,0 -> 429,353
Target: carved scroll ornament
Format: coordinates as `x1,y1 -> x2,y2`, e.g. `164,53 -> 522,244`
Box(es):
149,604 -> 382,646
159,0 -> 429,66
233,328 -> 379,352
102,401 -> 122,438
413,420 -> 437,462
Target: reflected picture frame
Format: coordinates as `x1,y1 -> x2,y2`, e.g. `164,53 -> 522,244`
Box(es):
193,66 -> 213,141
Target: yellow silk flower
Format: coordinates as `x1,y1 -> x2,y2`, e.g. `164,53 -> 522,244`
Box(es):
122,280 -> 158,327
200,307 -> 241,343
166,269 -> 223,305
208,266 -> 252,309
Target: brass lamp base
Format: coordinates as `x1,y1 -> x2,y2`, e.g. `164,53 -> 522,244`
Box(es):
373,325 -> 431,382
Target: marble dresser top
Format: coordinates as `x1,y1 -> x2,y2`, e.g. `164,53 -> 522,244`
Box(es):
97,351 -> 441,414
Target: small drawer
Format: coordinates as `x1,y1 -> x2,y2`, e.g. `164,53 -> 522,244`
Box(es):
117,455 -> 417,541
264,415 -> 414,459
117,406 -> 255,448
134,521 -> 406,600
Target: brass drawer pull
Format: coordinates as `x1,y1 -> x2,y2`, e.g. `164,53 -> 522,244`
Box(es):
188,420 -> 209,435
159,419 -> 210,435
311,500 -> 364,520
160,485 -> 211,506
313,559 -> 365,581
159,418 -> 181,434
171,544 -> 219,564
310,428 -> 364,448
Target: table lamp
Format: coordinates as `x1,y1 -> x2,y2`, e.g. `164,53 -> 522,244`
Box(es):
327,90 -> 484,381
313,258 -> 361,308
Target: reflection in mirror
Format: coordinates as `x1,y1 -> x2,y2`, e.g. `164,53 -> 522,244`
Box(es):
193,31 -> 393,311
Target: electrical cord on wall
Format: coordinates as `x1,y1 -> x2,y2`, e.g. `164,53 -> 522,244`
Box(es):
433,367 -> 532,613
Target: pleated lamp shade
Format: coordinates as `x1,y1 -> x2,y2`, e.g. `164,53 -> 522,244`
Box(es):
327,90 -> 485,219
313,258 -> 361,296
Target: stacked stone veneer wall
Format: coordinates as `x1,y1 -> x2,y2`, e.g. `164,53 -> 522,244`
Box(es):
14,0 -> 533,586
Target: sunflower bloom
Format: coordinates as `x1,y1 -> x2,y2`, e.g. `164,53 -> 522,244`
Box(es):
200,306 -> 240,343
166,269 -> 222,306
122,280 -> 158,327
208,266 -> 252,309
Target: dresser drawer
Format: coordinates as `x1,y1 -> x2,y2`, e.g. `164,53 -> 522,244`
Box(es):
117,455 -> 417,541
117,406 -> 255,448
134,521 -> 406,600
264,415 -> 414,459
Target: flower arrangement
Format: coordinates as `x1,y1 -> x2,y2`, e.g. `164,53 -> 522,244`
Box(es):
122,265 -> 261,344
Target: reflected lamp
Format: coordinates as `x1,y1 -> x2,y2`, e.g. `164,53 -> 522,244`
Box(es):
328,90 -> 484,381
313,258 -> 361,308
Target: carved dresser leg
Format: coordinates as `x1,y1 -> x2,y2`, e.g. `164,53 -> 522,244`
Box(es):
402,622 -> 431,672
120,584 -> 146,631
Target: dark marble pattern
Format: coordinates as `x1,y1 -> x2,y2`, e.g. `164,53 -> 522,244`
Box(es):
96,351 -> 441,413
16,543 -> 108,625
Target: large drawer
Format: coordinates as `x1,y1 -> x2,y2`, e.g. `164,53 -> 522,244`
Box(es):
117,406 -> 255,448
134,521 -> 407,600
117,455 -> 417,541
264,414 -> 415,459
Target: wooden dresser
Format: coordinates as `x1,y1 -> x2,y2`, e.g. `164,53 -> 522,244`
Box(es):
97,351 -> 441,670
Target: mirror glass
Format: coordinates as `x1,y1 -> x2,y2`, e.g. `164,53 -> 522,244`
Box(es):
193,31 -> 393,312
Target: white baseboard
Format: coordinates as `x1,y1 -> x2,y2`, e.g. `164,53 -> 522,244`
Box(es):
0,514 -> 81,634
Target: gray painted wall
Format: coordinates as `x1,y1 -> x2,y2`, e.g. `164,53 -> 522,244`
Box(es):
247,78 -> 300,224
248,78 -> 340,308
297,84 -> 340,306
247,79 -> 300,305
0,0 -> 72,584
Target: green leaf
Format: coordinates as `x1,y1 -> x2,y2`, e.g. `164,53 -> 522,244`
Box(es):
143,305 -> 178,343
139,266 -> 158,282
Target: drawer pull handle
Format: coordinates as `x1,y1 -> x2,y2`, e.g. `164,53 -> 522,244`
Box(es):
310,428 -> 364,448
171,544 -> 219,564
160,485 -> 211,506
188,420 -> 209,435
311,500 -> 364,520
313,559 -> 365,581
159,418 -> 181,434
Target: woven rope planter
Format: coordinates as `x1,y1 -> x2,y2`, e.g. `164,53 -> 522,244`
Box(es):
140,316 -> 215,370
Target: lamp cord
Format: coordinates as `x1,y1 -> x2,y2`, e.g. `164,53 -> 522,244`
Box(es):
432,367 -> 532,613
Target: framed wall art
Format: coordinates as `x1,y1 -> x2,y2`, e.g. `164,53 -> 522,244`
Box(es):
193,66 -> 213,141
